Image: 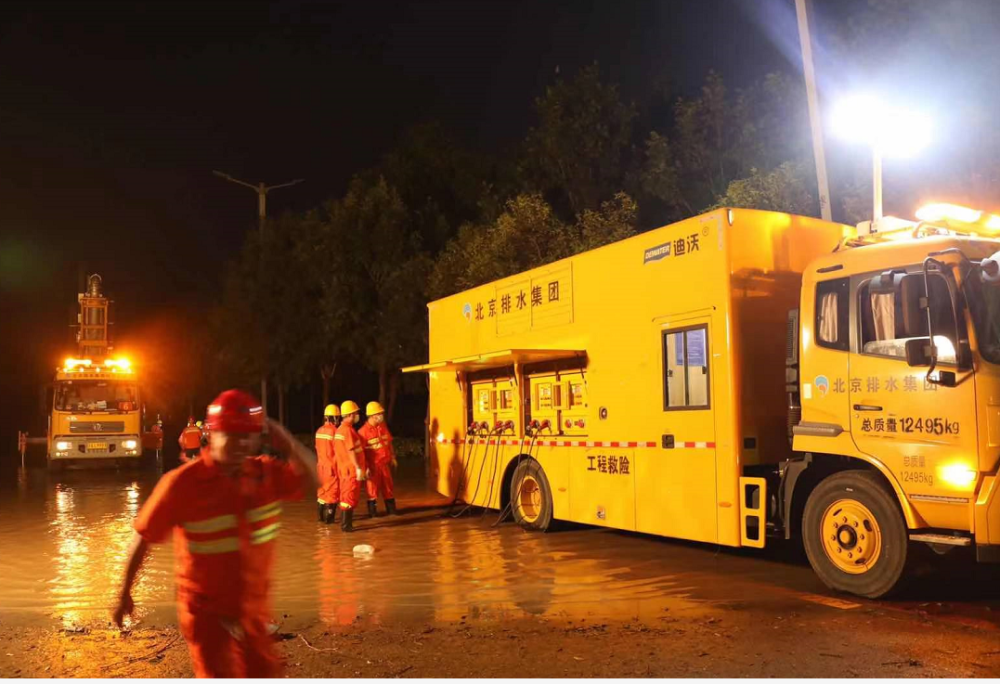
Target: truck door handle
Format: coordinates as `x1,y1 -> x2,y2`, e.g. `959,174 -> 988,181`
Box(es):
853,404 -> 883,412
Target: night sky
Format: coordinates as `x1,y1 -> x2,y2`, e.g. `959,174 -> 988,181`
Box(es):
8,0 -> 970,455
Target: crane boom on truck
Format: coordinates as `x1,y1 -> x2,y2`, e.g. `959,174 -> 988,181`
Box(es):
46,274 -> 147,470
405,205 -> 1000,598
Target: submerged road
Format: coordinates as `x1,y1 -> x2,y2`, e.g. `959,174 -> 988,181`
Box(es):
1,458 -> 999,676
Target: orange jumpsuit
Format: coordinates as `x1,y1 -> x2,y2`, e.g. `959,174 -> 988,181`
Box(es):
315,422 -> 339,505
178,425 -> 203,462
333,422 -> 365,509
134,455 -> 303,678
359,422 -> 395,501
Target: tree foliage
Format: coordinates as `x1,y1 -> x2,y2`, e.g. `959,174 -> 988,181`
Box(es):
429,192 -> 637,298
520,65 -> 638,217
711,162 -> 817,216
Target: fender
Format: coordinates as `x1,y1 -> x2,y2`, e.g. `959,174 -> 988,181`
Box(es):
784,452 -> 925,535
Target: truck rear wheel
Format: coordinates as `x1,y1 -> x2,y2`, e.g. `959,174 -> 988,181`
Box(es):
510,460 -> 554,531
802,470 -> 908,599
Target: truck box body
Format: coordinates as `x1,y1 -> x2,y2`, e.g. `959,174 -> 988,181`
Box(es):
413,208 -> 852,547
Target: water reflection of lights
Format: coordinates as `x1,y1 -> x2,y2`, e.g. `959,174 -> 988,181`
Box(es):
125,483 -> 140,515
51,485 -> 91,627
55,486 -> 74,515
46,479 -> 165,628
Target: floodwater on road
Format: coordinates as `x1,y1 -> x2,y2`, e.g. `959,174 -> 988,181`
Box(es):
3,458 -> 1000,635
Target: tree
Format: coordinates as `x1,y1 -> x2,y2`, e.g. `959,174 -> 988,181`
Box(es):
711,162 -> 817,216
520,65 -> 638,217
429,192 -> 638,298
638,71 -> 811,221
294,207 -> 354,409
211,213 -> 318,425
323,176 -> 431,422
379,121 -> 488,254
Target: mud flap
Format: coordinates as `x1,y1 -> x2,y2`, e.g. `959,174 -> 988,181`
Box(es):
739,476 -> 767,548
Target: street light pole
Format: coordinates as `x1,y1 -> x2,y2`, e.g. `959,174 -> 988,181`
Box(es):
872,145 -> 883,222
794,0 -> 832,221
213,171 -> 304,418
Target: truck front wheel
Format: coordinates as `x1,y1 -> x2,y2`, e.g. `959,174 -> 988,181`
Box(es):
802,470 -> 908,599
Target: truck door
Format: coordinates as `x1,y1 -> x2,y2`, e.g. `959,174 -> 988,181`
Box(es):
635,317 -> 718,543
849,269 -> 977,510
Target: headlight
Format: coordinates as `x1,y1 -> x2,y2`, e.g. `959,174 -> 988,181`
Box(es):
940,464 -> 977,488
123,439 -> 138,450
56,441 -> 71,451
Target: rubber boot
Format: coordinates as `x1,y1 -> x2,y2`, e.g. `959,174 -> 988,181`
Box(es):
318,502 -> 326,522
386,498 -> 398,516
341,507 -> 355,533
367,499 -> 378,519
325,504 -> 338,525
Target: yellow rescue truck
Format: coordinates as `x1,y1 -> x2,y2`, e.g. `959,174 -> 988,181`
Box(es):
47,275 -> 144,470
405,205 -> 1000,598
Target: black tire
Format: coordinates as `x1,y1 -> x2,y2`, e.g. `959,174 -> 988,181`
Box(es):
510,459 -> 554,531
802,470 -> 908,599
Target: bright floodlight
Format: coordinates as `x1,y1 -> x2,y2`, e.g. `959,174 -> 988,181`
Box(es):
832,94 -> 932,158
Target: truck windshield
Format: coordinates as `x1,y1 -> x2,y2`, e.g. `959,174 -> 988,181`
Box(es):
965,273 -> 1000,364
55,380 -> 138,413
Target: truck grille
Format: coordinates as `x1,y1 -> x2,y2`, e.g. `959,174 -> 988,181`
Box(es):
69,421 -> 125,433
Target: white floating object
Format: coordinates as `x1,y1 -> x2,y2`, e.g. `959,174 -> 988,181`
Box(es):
353,544 -> 375,556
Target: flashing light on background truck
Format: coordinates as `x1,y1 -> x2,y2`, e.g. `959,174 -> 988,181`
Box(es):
61,357 -> 133,373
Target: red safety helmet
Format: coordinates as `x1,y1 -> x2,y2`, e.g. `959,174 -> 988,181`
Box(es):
205,389 -> 264,434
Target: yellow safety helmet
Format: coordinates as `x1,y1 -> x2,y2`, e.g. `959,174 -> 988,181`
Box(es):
324,404 -> 341,417
340,400 -> 360,416
196,421 -> 203,428
366,401 -> 385,416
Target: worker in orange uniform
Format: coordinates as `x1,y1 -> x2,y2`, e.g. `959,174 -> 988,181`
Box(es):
113,390 -> 318,678
178,417 -> 203,463
360,401 -> 399,517
334,400 -> 366,533
315,404 -> 342,524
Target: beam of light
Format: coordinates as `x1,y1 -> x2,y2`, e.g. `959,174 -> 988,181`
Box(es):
915,203 -> 983,224
832,94 -> 932,158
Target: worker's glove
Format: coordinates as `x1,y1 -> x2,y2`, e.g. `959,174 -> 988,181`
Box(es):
355,467 -> 363,481
391,459 -> 398,469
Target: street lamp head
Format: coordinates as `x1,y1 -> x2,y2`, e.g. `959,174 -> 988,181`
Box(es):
832,94 -> 932,158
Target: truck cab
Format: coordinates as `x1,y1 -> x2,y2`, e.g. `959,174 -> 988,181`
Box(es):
48,358 -> 143,469
789,208 -> 1000,596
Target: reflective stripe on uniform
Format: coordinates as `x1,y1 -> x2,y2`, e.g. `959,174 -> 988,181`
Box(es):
183,513 -> 238,533
250,522 -> 281,545
247,500 -> 282,522
316,434 -> 333,441
334,434 -> 345,441
367,439 -> 382,448
188,537 -> 239,554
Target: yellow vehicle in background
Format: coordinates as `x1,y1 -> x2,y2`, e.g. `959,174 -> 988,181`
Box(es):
47,275 -> 144,470
406,205 -> 1000,598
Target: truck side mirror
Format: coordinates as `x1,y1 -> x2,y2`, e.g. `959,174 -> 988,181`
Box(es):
930,370 -> 957,388
905,338 -> 932,366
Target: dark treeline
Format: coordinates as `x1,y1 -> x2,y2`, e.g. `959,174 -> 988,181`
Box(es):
146,0 -> 1000,435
